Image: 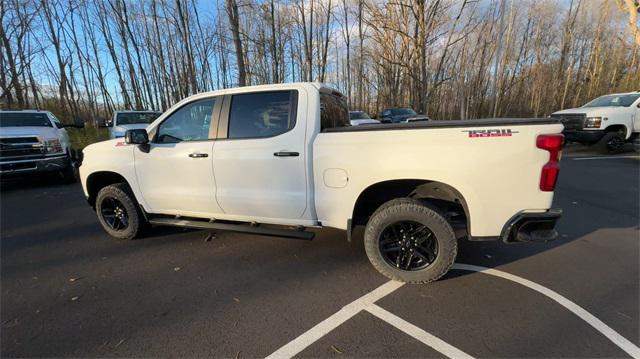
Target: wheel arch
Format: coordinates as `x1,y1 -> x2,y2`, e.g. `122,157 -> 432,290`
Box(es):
604,124 -> 629,138
86,171 -> 134,208
351,179 -> 470,234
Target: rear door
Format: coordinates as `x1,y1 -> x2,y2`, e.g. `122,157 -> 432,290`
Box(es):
211,90 -> 308,220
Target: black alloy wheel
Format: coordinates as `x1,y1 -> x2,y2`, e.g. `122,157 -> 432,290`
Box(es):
379,220 -> 438,271
100,196 -> 129,231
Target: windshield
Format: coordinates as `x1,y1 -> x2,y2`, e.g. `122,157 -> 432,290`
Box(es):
583,94 -> 640,108
390,108 -> 417,116
349,111 -> 370,120
0,113 -> 52,127
116,112 -> 161,126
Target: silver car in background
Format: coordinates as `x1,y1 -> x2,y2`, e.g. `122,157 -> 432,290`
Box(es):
349,111 -> 380,126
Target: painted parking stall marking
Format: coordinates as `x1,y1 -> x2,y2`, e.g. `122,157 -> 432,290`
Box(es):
267,263 -> 640,359
365,304 -> 475,359
266,280 -> 405,359
453,264 -> 640,358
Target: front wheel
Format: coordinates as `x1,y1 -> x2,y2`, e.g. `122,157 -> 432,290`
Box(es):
597,132 -> 625,154
95,183 -> 144,240
364,198 -> 457,284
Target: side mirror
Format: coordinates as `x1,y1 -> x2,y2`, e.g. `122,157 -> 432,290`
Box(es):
125,129 -> 149,145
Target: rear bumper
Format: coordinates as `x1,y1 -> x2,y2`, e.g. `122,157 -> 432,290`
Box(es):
500,209 -> 562,243
0,155 -> 69,175
563,130 -> 604,144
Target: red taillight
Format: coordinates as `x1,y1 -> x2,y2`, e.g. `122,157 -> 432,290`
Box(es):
536,134 -> 564,191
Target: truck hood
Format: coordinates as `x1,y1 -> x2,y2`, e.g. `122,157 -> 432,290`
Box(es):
0,126 -> 60,139
552,106 -> 632,117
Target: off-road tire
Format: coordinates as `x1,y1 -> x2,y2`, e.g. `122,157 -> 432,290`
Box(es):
364,198 -> 457,284
95,183 -> 144,240
597,132 -> 625,155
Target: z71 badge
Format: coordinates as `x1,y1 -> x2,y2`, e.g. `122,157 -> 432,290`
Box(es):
462,129 -> 518,138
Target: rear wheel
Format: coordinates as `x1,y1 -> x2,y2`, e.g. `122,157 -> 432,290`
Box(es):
95,183 -> 144,240
364,198 -> 457,284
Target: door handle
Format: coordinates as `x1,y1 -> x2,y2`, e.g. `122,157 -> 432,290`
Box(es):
273,151 -> 299,157
189,153 -> 208,158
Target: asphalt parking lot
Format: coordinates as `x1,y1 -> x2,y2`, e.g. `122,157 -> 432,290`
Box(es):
2,149 -> 639,358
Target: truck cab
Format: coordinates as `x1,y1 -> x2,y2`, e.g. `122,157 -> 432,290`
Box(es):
551,92 -> 640,153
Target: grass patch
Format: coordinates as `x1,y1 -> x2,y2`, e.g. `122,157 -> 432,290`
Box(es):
67,127 -> 110,150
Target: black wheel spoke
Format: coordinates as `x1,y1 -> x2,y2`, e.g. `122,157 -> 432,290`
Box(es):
380,234 -> 397,245
413,250 -> 430,263
379,220 -> 438,272
381,245 -> 401,253
100,197 -> 129,231
403,251 -> 414,270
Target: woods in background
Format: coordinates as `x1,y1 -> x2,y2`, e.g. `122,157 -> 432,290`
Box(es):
1,0 -> 639,124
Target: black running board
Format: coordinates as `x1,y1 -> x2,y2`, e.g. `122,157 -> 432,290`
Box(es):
148,217 -> 315,240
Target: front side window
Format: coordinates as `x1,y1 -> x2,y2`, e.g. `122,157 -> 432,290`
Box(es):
228,91 -> 297,139
320,93 -> 349,130
156,99 -> 215,143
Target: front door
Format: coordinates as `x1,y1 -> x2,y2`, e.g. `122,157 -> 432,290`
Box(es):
134,97 -> 222,217
212,90 -> 309,221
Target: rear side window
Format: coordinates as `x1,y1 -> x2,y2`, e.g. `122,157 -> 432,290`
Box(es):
0,113 -> 52,127
320,93 -> 349,130
228,91 -> 297,139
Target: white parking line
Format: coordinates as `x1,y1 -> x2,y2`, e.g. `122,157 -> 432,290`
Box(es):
365,304 -> 474,358
453,264 -> 640,358
265,280 -> 404,359
571,155 -> 639,161
267,263 -> 640,359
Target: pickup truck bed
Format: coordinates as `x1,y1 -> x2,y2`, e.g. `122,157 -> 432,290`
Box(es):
315,117 -> 563,239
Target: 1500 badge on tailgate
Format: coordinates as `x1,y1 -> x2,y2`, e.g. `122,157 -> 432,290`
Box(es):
463,129 -> 518,137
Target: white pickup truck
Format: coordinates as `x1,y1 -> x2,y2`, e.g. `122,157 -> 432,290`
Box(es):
0,110 -> 78,181
551,92 -> 640,153
80,83 -> 564,283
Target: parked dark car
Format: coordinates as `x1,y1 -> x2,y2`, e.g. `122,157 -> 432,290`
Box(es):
378,107 -> 430,123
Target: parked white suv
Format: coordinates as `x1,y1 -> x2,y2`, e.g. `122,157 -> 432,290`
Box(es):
108,110 -> 162,139
0,110 -> 78,180
551,92 -> 640,153
80,82 -> 564,283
